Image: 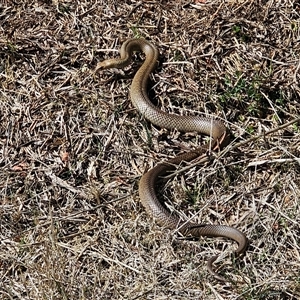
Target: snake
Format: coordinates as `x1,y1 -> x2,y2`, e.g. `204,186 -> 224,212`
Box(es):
96,38 -> 248,281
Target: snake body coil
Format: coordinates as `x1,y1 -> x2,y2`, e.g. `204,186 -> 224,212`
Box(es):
97,38 -> 248,280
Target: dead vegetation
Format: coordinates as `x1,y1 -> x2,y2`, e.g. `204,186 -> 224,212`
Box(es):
0,0 -> 300,299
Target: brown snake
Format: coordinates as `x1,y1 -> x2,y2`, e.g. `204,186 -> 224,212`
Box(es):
96,38 -> 248,281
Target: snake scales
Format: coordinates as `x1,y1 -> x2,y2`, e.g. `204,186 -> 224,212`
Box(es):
96,38 -> 248,281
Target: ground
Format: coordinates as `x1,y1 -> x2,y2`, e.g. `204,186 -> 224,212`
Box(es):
0,0 -> 300,299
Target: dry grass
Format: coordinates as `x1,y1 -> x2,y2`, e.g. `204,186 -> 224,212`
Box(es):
1,0 -> 300,299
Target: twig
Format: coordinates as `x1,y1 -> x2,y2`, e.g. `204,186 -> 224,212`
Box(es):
165,116 -> 300,177
248,158 -> 300,167
229,117 -> 300,151
45,170 -> 89,199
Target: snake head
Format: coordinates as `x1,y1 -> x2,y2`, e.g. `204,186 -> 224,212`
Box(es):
94,61 -> 110,73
